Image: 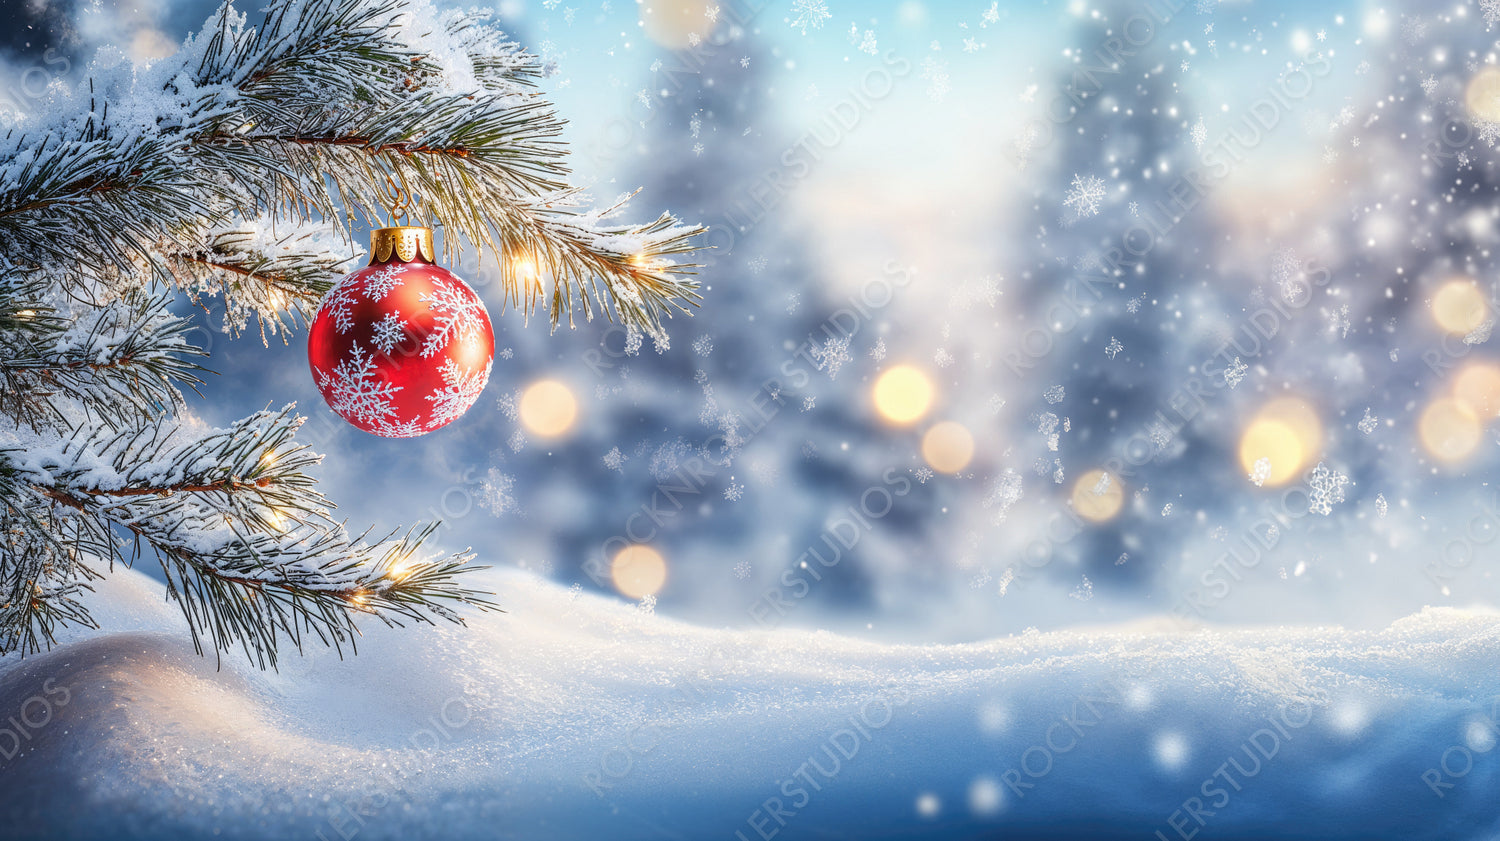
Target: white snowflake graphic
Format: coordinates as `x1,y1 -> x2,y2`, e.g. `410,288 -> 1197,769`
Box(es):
371,310 -> 406,355
362,263 -> 409,300
376,417 -> 427,439
1063,173 -> 1107,221
426,356 -> 492,428
789,0 -> 831,34
319,282 -> 361,334
316,345 -> 401,426
418,277 -> 488,358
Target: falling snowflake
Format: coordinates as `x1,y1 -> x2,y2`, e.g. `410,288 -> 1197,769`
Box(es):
1043,385 -> 1065,405
987,394 -> 1006,415
316,345 -> 401,426
1069,575 -> 1094,601
1249,457 -> 1272,487
1190,116 -> 1207,151
1484,0 -> 1500,26
996,567 -> 1015,597
603,446 -> 627,471
980,1 -> 999,27
1115,552 -> 1130,566
858,30 -> 878,54
870,337 -> 887,361
919,57 -> 951,102
1062,173 -> 1107,221
1224,357 -> 1249,388
788,0 -> 831,34
499,347 -> 514,360
733,560 -> 752,580
478,468 -> 518,516
1421,75 -> 1439,96
508,428 -> 526,453
914,466 -> 935,484
426,357 -> 491,428
1308,462 -> 1349,516
1092,471 -> 1111,496
1357,409 -> 1379,435
1375,493 -> 1388,518
935,348 -> 955,368
801,395 -> 816,411
418,277 -> 488,358
1038,412 -> 1061,452
693,335 -> 714,357
1161,503 -> 1173,517
361,263 -> 409,300
812,335 -> 853,379
723,481 -> 745,501
1126,295 -> 1145,314
370,310 -> 406,355
1105,337 -> 1123,359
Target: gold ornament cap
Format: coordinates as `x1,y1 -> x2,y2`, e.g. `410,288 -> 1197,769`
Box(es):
369,226 -> 435,265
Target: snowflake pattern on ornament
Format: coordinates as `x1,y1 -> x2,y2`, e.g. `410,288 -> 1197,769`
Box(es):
362,263 -> 410,300
371,310 -> 406,355
315,345 -> 402,426
426,357 -> 493,428
320,283 -> 361,334
419,277 -> 489,358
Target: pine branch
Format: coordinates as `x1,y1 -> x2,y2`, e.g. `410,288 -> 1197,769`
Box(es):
10,407 -> 496,668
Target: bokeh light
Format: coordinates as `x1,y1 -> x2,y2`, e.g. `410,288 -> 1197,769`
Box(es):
1466,66 -> 1500,122
1454,362 -> 1500,419
1239,397 -> 1322,486
921,421 -> 974,473
1071,469 -> 1125,522
519,379 -> 578,438
1419,397 -> 1482,464
872,365 -> 934,425
1431,280 -> 1489,336
610,544 -> 668,599
640,0 -> 717,50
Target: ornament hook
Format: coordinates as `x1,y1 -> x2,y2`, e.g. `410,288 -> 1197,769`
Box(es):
375,171 -> 412,227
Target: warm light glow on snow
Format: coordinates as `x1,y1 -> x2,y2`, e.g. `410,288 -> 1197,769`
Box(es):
1419,397 -> 1481,464
1431,280 -> 1489,336
872,365 -> 934,425
1071,469 -> 1124,522
611,544 -> 668,599
1239,398 -> 1322,487
519,379 -> 578,438
921,421 -> 974,473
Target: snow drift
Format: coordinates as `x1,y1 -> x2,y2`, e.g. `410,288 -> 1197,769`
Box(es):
0,566 -> 1496,840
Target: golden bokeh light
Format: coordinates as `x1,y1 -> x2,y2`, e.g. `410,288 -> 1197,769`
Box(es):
1454,362 -> 1500,419
611,544 -> 668,599
872,365 -> 935,425
921,421 -> 975,474
1419,397 -> 1482,464
1431,280 -> 1490,336
1238,397 -> 1322,487
1071,469 -> 1125,522
640,0 -> 718,49
1467,66 -> 1500,123
519,379 -> 578,438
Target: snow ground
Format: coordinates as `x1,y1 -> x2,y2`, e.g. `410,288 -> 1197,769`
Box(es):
0,567 -> 1497,840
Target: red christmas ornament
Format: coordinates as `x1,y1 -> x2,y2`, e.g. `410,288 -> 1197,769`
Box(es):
309,226 -> 494,437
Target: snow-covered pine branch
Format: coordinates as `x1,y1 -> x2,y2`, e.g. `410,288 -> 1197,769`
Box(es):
0,0 -> 697,665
